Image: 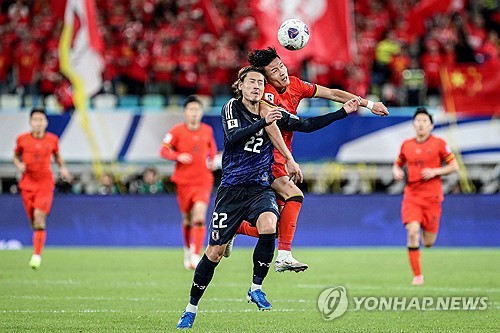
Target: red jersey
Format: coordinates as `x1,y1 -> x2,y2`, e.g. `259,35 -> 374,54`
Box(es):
262,76 -> 317,164
160,123 -> 217,186
396,135 -> 455,202
14,132 -> 60,191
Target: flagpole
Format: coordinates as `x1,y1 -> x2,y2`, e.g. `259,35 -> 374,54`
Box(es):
59,0 -> 104,179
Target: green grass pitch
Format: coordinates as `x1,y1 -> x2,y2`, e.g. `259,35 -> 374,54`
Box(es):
1,247 -> 499,332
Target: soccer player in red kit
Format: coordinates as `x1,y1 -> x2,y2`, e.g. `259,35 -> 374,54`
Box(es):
160,95 -> 218,270
13,108 -> 71,269
232,47 -> 389,272
392,107 -> 459,285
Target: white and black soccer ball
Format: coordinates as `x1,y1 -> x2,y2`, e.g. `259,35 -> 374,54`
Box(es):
277,19 -> 310,51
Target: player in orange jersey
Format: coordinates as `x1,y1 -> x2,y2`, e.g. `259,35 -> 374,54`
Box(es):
230,46 -> 389,272
392,107 -> 459,285
13,108 -> 72,269
160,95 -> 218,270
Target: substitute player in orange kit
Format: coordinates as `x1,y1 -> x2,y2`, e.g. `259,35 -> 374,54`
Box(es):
230,46 -> 389,272
13,108 -> 71,269
160,95 -> 218,270
393,107 -> 459,285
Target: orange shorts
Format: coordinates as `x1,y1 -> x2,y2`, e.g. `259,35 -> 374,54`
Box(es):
20,188 -> 54,221
175,183 -> 213,214
401,197 -> 442,234
272,163 -> 288,179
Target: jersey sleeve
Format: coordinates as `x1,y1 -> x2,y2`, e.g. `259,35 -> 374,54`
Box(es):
14,136 -> 23,156
52,134 -> 60,155
296,77 -> 318,99
207,126 -> 217,160
159,127 -> 179,161
395,142 -> 407,167
222,99 -> 267,146
439,138 -> 455,164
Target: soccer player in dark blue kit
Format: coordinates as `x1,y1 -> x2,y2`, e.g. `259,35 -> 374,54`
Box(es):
176,66 -> 359,329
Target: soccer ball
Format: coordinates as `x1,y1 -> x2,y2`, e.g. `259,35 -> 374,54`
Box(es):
277,19 -> 310,51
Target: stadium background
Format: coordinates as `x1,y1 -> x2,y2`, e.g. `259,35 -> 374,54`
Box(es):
0,0 -> 499,248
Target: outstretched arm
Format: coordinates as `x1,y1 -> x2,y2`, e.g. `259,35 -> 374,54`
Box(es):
267,99 -> 360,133
315,85 -> 389,117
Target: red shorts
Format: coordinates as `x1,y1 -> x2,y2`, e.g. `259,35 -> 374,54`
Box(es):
20,188 -> 54,221
272,163 -> 288,179
175,183 -> 213,214
401,197 -> 442,234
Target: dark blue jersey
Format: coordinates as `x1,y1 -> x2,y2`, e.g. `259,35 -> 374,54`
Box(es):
220,98 -> 273,187
220,97 -> 348,187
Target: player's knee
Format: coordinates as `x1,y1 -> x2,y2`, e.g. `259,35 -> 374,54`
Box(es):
205,246 -> 224,263
192,219 -> 205,227
422,239 -> 435,247
32,216 -> 46,230
257,219 -> 276,234
407,230 -> 420,243
33,222 -> 46,230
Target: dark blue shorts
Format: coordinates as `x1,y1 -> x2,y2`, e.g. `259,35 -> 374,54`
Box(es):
208,185 -> 279,246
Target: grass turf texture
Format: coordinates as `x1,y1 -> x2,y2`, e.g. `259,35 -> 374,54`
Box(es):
1,248 -> 499,332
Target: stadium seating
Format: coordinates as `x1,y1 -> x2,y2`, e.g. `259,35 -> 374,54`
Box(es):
93,94 -> 118,111
118,95 -> 140,108
0,94 -> 22,112
43,94 -> 63,114
140,94 -> 166,109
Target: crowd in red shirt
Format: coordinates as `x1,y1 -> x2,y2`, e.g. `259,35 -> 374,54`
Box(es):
0,0 -> 498,107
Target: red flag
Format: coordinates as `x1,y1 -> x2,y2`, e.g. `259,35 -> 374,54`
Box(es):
405,0 -> 467,42
59,0 -> 104,101
441,62 -> 500,116
249,0 -> 354,70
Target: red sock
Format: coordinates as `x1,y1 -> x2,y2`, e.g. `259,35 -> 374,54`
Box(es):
276,196 -> 285,211
33,230 -> 46,255
192,224 -> 206,255
237,221 -> 260,238
408,247 -> 422,276
277,196 -> 303,251
182,224 -> 191,248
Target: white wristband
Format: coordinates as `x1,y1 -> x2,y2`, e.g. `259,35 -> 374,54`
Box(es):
366,100 -> 374,110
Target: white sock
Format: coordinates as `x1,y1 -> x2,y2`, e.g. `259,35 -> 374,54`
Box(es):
186,303 -> 198,313
277,250 -> 290,260
250,283 -> 262,292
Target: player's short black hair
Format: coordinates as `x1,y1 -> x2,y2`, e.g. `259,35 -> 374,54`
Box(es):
413,107 -> 433,124
248,46 -> 280,68
183,95 -> 203,109
231,66 -> 266,98
30,108 -> 47,118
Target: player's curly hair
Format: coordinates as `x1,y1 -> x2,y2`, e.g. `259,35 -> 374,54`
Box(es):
247,46 -> 280,68
231,66 -> 266,98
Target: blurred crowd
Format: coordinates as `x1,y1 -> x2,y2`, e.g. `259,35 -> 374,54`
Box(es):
0,0 -> 499,108
6,166 -> 175,195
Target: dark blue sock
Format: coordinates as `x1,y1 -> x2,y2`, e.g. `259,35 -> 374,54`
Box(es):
189,254 -> 219,305
252,233 -> 276,285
